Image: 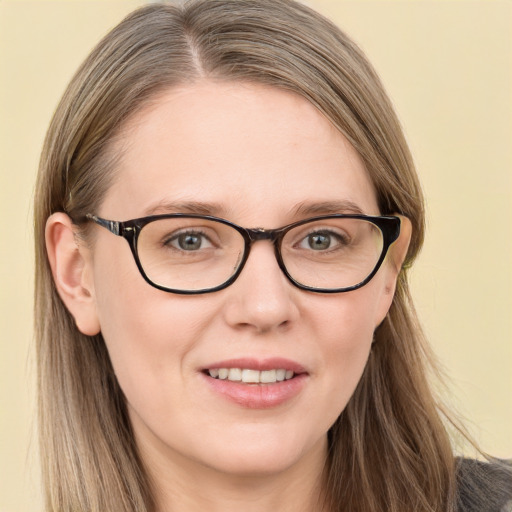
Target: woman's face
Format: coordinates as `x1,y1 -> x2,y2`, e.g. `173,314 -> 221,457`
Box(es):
80,82 -> 402,478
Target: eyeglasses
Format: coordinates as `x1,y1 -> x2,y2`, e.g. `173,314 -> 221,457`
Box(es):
85,213 -> 401,294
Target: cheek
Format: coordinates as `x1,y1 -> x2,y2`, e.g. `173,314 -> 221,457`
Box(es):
90,243 -> 213,406
313,281 -> 382,354
309,283 -> 384,416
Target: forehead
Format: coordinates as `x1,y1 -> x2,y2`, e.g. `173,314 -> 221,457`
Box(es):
102,81 -> 378,223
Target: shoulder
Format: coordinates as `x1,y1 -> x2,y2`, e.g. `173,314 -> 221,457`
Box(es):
456,457 -> 512,512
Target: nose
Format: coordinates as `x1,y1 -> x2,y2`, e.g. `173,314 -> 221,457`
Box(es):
222,241 -> 299,334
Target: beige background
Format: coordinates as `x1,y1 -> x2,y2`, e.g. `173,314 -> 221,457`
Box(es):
0,1 -> 510,510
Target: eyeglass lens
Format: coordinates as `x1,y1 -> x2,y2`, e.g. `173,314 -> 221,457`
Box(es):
136,217 -> 384,292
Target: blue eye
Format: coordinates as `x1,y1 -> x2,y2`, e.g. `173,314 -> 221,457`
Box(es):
167,231 -> 213,251
305,232 -> 331,250
299,231 -> 346,251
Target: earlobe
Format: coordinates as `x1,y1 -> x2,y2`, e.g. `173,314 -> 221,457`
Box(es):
45,212 -> 101,336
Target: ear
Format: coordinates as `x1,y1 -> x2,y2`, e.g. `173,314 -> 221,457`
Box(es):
45,212 -> 101,336
374,215 -> 412,326
388,215 -> 412,276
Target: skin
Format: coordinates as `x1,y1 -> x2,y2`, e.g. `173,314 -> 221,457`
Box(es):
46,81 -> 411,512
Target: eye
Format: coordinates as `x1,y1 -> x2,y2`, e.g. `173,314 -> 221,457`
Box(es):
298,230 -> 347,251
166,231 -> 213,251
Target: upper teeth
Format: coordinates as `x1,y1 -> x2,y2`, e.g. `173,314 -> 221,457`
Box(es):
208,368 -> 294,383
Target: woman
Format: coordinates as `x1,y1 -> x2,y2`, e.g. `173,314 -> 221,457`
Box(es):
33,1 -> 510,511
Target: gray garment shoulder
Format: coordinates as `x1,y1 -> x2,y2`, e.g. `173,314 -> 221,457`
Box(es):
456,458 -> 512,512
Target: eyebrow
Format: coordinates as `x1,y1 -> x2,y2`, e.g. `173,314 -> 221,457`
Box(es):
142,199 -> 366,219
291,200 -> 366,216
143,200 -> 226,217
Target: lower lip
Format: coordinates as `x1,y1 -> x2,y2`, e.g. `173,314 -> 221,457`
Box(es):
202,373 -> 308,409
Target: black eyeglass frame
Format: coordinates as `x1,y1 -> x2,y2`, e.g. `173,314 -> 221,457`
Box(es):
84,213 -> 401,295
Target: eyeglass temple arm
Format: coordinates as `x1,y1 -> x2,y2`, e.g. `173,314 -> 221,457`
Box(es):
85,214 -> 121,236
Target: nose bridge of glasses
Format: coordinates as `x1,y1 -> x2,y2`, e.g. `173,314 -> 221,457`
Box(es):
245,227 -> 281,243
239,227 -> 288,284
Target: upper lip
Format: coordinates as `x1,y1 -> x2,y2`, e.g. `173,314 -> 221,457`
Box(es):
202,357 -> 307,374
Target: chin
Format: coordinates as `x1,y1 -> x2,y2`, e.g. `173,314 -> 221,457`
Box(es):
191,427 -> 327,478
202,452 -> 306,478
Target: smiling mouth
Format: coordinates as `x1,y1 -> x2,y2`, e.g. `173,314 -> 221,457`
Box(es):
205,368 -> 295,384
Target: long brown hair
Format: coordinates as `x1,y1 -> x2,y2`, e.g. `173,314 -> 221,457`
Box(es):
34,1 -> 459,510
